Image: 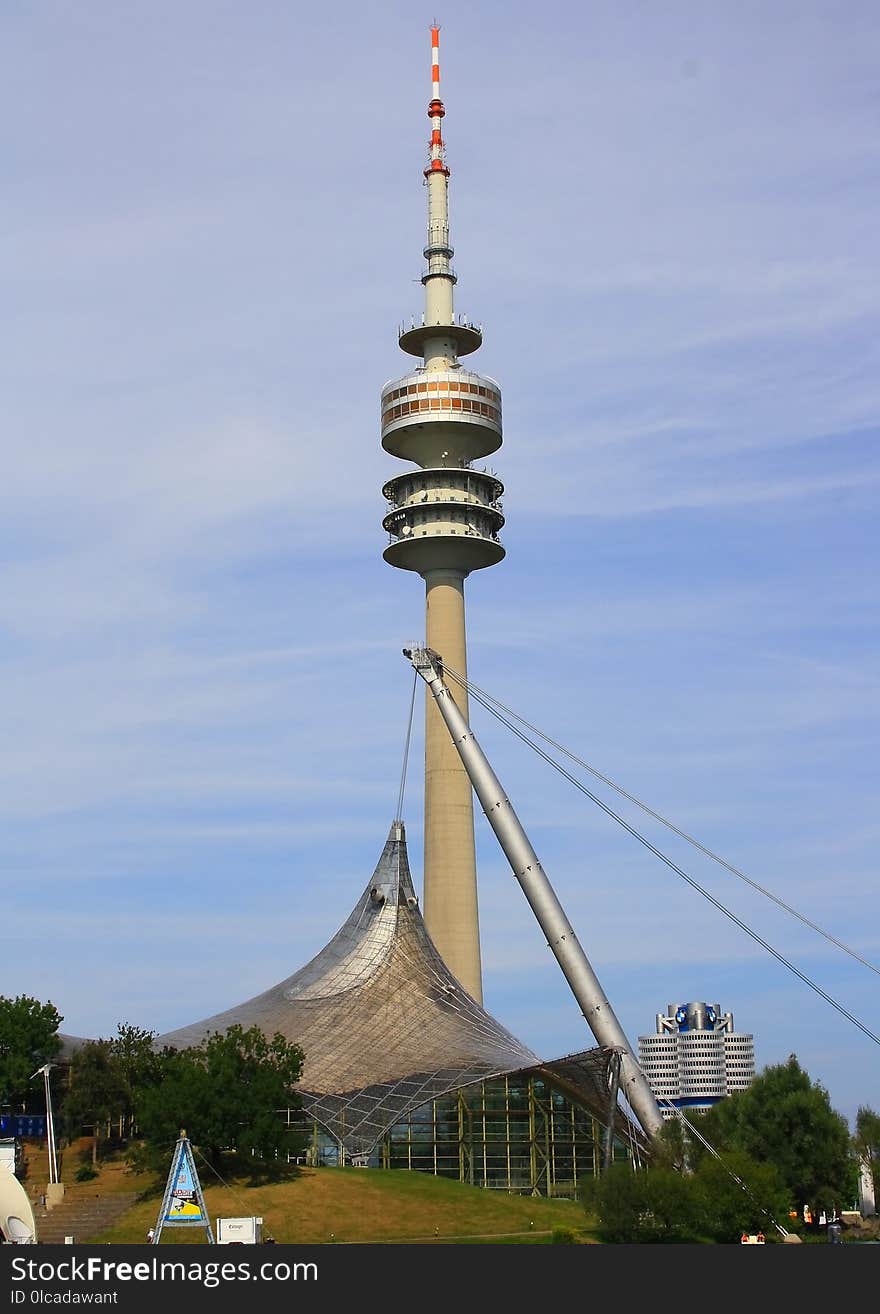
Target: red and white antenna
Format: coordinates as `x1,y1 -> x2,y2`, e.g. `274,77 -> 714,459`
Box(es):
426,24 -> 449,178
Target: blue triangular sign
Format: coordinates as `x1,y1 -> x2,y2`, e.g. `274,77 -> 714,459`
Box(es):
152,1131 -> 214,1243
165,1142 -> 204,1221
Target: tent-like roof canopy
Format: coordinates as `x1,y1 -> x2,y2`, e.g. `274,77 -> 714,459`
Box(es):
157,822 -> 646,1154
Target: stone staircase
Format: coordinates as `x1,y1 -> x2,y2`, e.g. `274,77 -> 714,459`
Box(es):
18,1137 -> 143,1245
33,1188 -> 139,1244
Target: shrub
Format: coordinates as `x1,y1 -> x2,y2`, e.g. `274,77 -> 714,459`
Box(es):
582,1161 -> 703,1243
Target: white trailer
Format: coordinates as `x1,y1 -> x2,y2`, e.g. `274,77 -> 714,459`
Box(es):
216,1216 -> 263,1244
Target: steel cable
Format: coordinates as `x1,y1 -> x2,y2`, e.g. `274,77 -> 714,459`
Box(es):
440,665 -> 880,1049
441,662 -> 879,978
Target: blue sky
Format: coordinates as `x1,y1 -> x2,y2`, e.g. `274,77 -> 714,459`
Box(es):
2,1 -> 878,1131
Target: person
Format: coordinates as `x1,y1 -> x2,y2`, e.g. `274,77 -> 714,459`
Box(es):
146,1227 -> 155,1244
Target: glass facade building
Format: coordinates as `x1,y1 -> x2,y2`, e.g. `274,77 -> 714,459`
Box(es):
379,1074 -> 632,1195
294,1071 -> 633,1196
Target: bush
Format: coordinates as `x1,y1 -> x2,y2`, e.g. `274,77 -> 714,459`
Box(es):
75,1163 -> 99,1182
582,1149 -> 792,1245
551,1226 -> 578,1244
582,1162 -> 703,1243
692,1148 -> 790,1243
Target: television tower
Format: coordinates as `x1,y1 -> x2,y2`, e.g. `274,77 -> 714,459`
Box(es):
381,26 -> 504,1004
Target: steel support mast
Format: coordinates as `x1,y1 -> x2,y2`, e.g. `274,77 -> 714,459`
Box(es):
404,645 -> 665,1142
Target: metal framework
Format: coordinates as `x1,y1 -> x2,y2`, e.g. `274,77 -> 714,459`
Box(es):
159,822 -> 647,1163
287,1070 -> 636,1197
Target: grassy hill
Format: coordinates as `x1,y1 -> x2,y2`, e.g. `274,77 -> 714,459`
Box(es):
100,1167 -> 596,1245
63,1145 -> 598,1245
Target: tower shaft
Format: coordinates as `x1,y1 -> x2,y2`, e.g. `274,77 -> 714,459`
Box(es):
380,27 -> 504,1003
423,570 -> 481,993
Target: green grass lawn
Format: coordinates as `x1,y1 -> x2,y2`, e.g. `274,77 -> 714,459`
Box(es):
93,1159 -> 601,1245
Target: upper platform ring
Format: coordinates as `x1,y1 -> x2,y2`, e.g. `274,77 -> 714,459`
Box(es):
399,322 -> 483,358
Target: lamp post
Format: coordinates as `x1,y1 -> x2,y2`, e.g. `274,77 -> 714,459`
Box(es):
30,1063 -> 59,1185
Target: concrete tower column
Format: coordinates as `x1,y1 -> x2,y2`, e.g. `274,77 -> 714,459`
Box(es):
423,569 -> 481,998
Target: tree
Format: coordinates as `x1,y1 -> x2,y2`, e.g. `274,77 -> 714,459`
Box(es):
0,995 -> 63,1110
61,1023 -> 169,1164
692,1055 -> 856,1214
692,1147 -> 790,1242
63,1040 -> 128,1165
110,1024 -> 165,1133
133,1025 -> 306,1178
652,1115 -> 689,1173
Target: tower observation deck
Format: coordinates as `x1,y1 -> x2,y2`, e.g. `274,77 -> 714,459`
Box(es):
381,27 -> 504,1003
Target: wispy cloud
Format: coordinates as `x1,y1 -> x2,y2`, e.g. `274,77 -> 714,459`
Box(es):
1,0 -> 877,1127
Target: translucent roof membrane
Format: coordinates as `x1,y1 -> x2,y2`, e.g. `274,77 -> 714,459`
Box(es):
157,823 -> 646,1155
